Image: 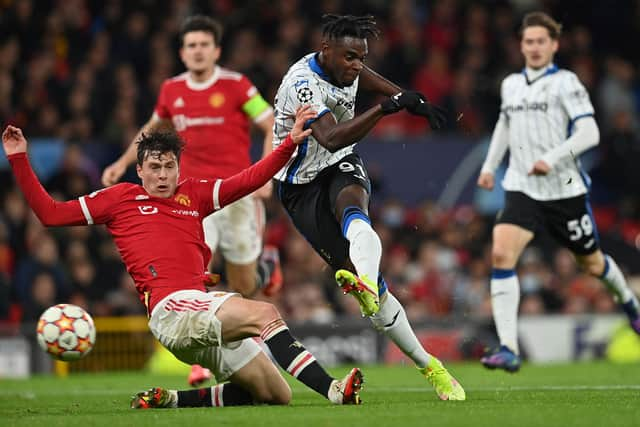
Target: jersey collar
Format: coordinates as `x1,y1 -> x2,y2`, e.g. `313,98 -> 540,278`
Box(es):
309,53 -> 330,81
186,66 -> 220,90
522,63 -> 558,84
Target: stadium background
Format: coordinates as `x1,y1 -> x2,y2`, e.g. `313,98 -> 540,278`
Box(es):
1,0 -> 640,375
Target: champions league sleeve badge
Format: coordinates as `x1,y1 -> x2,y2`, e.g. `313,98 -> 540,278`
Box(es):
296,86 -> 314,103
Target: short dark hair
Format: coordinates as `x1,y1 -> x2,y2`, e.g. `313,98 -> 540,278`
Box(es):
321,14 -> 380,42
136,132 -> 185,165
521,12 -> 562,39
180,15 -> 223,46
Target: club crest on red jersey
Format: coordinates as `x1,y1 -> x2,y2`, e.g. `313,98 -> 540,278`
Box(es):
209,93 -> 225,108
174,193 -> 191,206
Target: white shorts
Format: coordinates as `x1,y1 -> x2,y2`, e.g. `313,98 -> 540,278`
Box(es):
202,194 -> 265,265
148,289 -> 262,382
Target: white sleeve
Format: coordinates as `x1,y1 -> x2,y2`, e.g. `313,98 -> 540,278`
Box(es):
540,116 -> 599,167
282,76 -> 329,117
559,72 -> 594,119
480,114 -> 509,174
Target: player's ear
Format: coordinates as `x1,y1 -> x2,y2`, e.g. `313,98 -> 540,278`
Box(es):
136,164 -> 143,180
212,46 -> 221,62
320,39 -> 330,56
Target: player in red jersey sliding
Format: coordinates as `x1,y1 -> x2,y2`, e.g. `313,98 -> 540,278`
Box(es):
3,106 -> 364,407
102,15 -> 283,386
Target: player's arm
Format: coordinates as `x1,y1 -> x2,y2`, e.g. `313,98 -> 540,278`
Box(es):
477,114 -> 509,190
243,90 -> 276,198
312,88 -> 445,152
215,106 -> 315,209
101,114 -> 172,187
358,65 -> 447,130
530,116 -> 599,176
3,126 -> 90,226
310,103 -> 386,152
358,65 -> 401,96
531,74 -> 598,176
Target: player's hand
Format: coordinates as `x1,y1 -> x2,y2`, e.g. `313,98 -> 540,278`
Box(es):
528,160 -> 551,176
2,125 -> 28,156
290,105 -> 315,145
253,180 -> 273,199
406,93 -> 447,130
380,91 -> 423,115
101,161 -> 127,187
477,172 -> 495,190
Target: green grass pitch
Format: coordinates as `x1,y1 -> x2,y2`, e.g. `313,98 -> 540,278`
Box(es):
1,361 -> 639,427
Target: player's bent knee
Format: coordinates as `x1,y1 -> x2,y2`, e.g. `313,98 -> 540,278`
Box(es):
576,252 -> 606,277
253,386 -> 291,405
491,247 -> 516,268
255,301 -> 283,329
271,384 -> 292,405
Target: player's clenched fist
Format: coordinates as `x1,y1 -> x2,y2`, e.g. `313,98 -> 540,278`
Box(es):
2,125 -> 28,156
477,172 -> 495,190
101,161 -> 127,187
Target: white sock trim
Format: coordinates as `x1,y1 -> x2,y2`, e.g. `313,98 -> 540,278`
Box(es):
212,384 -> 224,407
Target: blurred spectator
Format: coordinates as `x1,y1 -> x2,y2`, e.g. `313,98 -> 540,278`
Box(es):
13,232 -> 68,309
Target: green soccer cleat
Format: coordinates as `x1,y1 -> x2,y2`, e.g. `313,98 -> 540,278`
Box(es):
419,357 -> 466,401
130,387 -> 177,409
335,269 -> 379,316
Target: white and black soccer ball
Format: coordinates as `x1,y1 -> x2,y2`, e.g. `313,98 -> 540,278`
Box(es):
36,304 -> 96,362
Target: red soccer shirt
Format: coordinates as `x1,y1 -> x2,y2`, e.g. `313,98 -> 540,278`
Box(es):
155,67 -> 270,179
81,181 -> 214,311
8,136 -> 295,313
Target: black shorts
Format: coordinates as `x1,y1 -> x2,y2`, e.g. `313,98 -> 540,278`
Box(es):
276,153 -> 371,271
497,191 -> 600,255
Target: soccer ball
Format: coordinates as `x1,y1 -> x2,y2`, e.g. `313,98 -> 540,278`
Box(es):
36,304 -> 96,361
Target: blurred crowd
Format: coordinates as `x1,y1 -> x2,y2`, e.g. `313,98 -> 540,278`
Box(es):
1,0 -> 640,326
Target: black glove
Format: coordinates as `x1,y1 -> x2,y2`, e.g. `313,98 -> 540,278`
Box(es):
380,91 -> 423,115
406,93 -> 447,130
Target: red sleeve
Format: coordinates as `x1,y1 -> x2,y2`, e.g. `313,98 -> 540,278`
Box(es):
238,75 -> 257,104
8,153 -> 88,226
154,80 -> 171,119
214,135 -> 295,210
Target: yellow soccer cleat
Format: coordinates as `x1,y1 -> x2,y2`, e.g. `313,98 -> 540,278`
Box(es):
419,357 -> 466,401
335,269 -> 379,316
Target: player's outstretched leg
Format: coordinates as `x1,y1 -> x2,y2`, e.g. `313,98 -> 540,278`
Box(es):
369,284 -> 465,401
260,316 -> 363,405
131,383 -> 255,408
480,345 -> 522,373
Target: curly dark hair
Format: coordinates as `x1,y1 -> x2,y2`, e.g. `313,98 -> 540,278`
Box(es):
321,14 -> 380,41
136,132 -> 185,165
180,15 -> 223,46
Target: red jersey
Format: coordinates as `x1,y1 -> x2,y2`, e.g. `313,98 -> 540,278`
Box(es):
9,136 -> 295,313
155,67 -> 272,179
